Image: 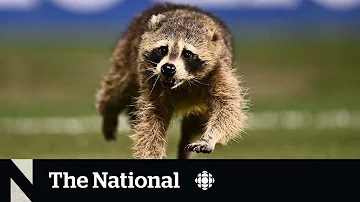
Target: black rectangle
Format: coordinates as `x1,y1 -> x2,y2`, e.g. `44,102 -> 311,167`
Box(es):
30,159 -> 360,201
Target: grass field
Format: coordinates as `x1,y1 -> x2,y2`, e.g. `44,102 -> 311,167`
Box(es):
2,129 -> 360,159
1,37 -> 359,159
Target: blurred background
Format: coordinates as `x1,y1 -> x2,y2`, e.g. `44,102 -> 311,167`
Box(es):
1,0 -> 359,159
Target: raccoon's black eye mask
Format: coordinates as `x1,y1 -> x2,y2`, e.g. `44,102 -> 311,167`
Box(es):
182,49 -> 196,60
182,49 -> 205,73
145,46 -> 168,65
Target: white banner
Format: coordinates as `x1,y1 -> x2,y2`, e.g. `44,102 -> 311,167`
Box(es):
0,0 -> 40,10
50,0 -> 125,14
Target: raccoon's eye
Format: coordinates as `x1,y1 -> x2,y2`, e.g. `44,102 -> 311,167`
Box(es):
182,50 -> 197,60
157,46 -> 168,56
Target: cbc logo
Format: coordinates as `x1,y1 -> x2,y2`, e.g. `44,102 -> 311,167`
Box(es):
195,171 -> 215,190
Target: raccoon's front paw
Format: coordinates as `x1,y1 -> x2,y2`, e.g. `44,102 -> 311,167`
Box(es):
185,140 -> 214,154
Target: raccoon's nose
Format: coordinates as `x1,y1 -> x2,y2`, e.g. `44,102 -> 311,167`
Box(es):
161,63 -> 176,77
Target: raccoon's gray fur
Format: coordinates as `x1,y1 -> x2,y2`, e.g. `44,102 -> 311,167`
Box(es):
96,2 -> 248,159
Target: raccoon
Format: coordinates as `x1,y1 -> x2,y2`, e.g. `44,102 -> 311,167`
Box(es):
96,2 -> 248,159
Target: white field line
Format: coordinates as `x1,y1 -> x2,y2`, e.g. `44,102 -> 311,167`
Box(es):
1,109 -> 360,135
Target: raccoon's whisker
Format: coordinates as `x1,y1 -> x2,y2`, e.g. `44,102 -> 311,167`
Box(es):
144,73 -> 157,84
140,69 -> 155,75
192,78 -> 210,86
140,61 -> 158,74
141,59 -> 158,66
186,80 -> 192,92
147,60 -> 158,65
169,100 -> 177,110
140,61 -> 155,69
149,75 -> 160,96
160,79 -> 165,88
141,62 -> 156,71
189,79 -> 199,87
144,67 -> 156,72
189,79 -> 197,86
170,79 -> 185,90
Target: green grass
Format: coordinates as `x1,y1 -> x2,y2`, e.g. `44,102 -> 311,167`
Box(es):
2,129 -> 360,159
1,38 -> 359,159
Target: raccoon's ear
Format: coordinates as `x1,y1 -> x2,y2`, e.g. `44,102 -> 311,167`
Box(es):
148,14 -> 166,31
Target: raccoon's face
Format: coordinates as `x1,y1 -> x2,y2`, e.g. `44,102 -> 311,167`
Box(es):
139,12 -> 224,89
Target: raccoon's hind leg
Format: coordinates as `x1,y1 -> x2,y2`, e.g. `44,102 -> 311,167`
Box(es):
96,40 -> 137,141
179,113 -> 209,159
96,72 -> 136,141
